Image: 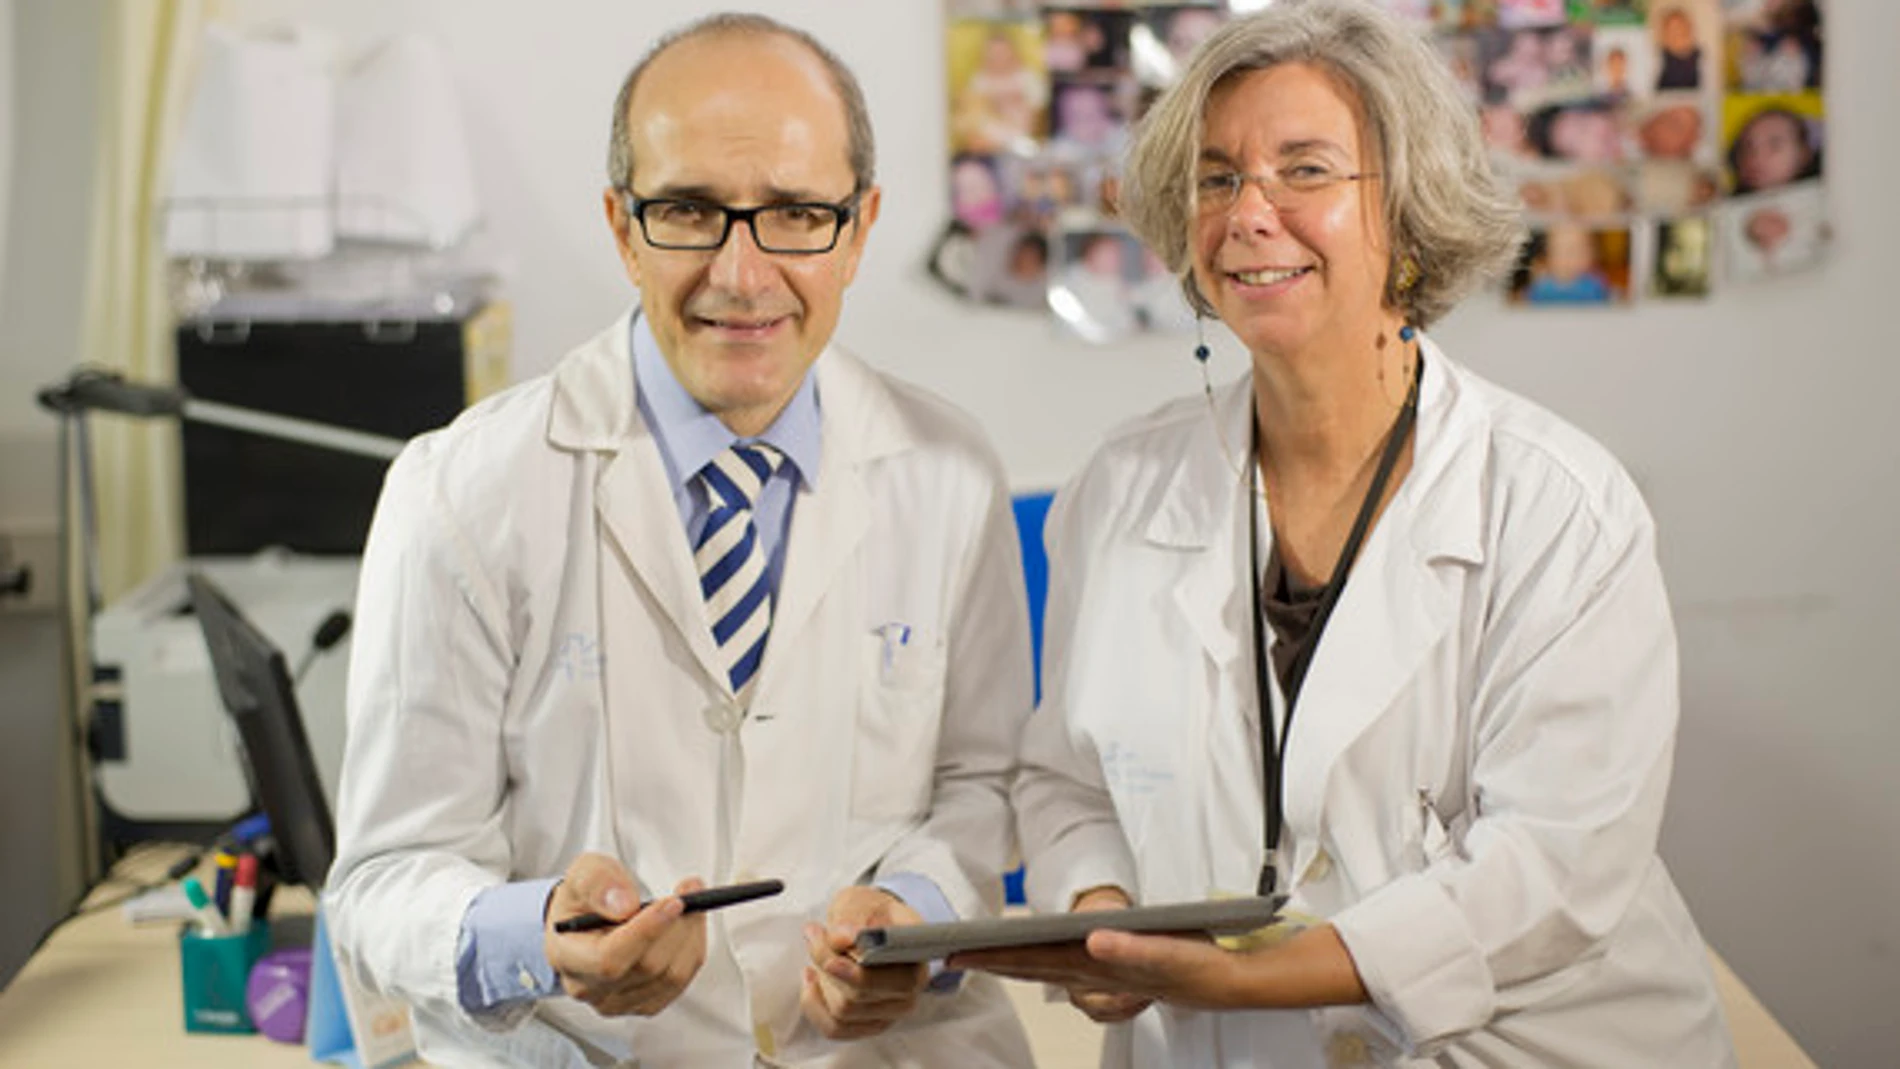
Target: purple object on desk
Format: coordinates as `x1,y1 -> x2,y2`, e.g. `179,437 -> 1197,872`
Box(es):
246,947 -> 313,1044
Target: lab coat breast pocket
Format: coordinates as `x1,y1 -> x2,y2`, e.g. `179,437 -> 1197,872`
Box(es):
852,631 -> 947,822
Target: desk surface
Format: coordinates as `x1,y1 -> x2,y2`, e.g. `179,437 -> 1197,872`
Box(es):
0,849 -> 322,1067
0,848 -> 1817,1068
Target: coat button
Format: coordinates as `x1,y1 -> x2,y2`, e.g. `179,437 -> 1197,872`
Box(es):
702,700 -> 744,735
1304,848 -> 1333,883
517,965 -> 537,992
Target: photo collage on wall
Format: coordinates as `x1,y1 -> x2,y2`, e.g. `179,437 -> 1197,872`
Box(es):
1446,0 -> 1829,304
933,0 -> 1828,336
934,0 -> 1229,341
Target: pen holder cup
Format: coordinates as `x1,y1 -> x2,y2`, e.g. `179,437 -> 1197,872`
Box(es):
179,922 -> 273,1034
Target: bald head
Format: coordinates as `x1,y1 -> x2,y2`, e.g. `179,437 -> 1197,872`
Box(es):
607,14 -> 875,195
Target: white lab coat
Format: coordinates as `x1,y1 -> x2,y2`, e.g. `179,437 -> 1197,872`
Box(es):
326,314 -> 1036,1068
1016,340 -> 1736,1068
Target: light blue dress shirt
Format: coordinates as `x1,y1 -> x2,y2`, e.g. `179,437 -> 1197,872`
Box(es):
454,316 -> 957,1014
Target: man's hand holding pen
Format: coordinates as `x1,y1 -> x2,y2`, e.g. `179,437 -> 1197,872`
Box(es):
543,852 -> 707,1017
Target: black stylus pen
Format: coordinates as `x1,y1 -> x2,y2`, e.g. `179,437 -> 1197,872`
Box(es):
553,879 -> 785,933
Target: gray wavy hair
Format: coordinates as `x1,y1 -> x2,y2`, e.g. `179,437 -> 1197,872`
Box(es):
606,13 -> 876,195
1121,0 -> 1523,328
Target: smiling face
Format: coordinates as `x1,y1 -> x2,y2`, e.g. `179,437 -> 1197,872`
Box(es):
605,32 -> 880,435
1550,108 -> 1623,163
1057,84 -> 1116,145
1735,110 -> 1811,191
1640,103 -> 1701,158
1190,62 -> 1390,363
952,157 -> 1002,223
1660,10 -> 1695,54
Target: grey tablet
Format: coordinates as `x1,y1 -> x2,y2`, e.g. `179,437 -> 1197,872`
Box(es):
853,895 -> 1288,967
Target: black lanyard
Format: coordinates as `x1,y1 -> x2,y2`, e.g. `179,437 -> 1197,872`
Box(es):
1248,353 -> 1421,896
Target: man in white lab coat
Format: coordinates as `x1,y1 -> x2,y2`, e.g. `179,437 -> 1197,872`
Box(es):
324,15 -> 1035,1067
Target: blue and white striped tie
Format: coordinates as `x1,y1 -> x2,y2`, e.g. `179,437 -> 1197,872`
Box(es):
694,443 -> 785,702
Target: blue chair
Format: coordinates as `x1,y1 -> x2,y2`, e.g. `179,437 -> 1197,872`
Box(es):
1003,492 -> 1054,906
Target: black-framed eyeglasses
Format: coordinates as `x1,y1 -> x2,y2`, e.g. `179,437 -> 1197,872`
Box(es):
620,190 -> 861,254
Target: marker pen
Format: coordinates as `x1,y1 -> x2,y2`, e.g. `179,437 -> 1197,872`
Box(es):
182,876 -> 229,936
229,853 -> 259,936
213,850 -> 238,915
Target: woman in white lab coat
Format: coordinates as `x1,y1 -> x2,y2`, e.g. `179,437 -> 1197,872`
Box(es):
960,2 -> 1736,1065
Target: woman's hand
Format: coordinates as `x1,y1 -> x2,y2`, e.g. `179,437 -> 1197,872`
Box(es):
951,915 -> 1367,1013
1059,887 -> 1154,1022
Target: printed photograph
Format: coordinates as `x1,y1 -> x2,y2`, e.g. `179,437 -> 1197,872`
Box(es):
1568,0 -> 1650,25
1591,26 -> 1652,102
1526,99 -> 1629,165
1437,0 -> 1504,32
1500,0 -> 1571,29
969,223 -> 1053,310
1721,183 -> 1829,280
1649,0 -> 1716,92
1722,91 -> 1824,194
1508,222 -> 1633,304
1650,215 -> 1713,297
1478,24 -> 1598,109
1517,166 -> 1636,220
1041,7 -> 1135,76
947,20 -> 1048,156
1047,76 -> 1133,159
1636,161 -> 1721,212
1723,0 -> 1821,92
1132,4 -> 1227,87
1635,93 -> 1710,162
1049,227 -> 1145,342
950,152 -> 1010,231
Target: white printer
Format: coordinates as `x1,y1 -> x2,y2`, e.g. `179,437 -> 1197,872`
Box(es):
90,552 -> 357,823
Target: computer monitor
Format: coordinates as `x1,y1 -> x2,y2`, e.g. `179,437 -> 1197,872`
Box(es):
186,571 -> 336,888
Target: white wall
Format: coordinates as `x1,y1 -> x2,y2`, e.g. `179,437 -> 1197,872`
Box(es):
6,0 -> 1897,1062
0,0 -> 14,309
0,0 -> 99,530
0,0 -> 104,989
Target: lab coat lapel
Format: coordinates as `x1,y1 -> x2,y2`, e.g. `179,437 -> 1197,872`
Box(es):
549,314 -> 728,692
1147,381 -> 1257,901
1152,379 -> 1255,678
1282,345 -> 1488,834
596,443 -> 730,691
762,350 -> 888,679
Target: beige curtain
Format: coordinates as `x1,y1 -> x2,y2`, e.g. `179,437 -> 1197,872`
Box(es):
78,0 -> 217,601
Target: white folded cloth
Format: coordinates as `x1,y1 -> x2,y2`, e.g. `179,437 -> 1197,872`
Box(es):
334,34 -> 480,248
165,23 -> 336,261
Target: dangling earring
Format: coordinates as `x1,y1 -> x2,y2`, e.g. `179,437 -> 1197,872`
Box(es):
1194,313 -> 1215,398
1195,314 -> 1249,494
1394,255 -> 1420,345
1393,254 -> 1421,295
1195,313 -> 1217,410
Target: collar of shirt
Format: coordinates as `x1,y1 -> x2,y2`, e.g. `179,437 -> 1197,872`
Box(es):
630,312 -> 822,512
